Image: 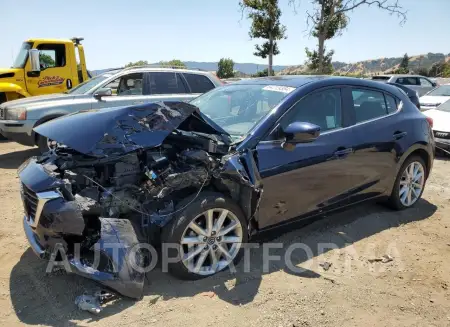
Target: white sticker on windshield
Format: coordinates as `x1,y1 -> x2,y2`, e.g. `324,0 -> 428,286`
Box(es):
262,85 -> 296,94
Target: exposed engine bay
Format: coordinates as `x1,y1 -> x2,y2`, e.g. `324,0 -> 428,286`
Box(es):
37,130 -> 228,244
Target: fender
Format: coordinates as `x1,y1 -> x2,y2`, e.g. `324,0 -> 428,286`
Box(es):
0,82 -> 31,99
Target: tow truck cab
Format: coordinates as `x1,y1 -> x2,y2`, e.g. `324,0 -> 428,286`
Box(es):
0,37 -> 89,104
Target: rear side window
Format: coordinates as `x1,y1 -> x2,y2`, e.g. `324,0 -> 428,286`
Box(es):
149,72 -> 187,94
351,89 -> 388,123
183,73 -> 215,93
385,94 -> 398,114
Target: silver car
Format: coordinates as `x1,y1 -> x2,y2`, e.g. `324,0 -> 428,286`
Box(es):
371,74 -> 437,96
0,67 -> 222,152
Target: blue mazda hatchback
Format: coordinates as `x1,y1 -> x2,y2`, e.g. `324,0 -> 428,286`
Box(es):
19,76 -> 434,298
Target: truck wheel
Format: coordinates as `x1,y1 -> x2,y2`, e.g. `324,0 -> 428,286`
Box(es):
0,92 -> 6,105
161,192 -> 248,280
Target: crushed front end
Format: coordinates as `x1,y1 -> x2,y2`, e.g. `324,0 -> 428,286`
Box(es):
18,101 -> 261,299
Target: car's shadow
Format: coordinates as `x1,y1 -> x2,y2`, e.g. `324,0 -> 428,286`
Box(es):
9,199 -> 437,325
0,148 -> 39,169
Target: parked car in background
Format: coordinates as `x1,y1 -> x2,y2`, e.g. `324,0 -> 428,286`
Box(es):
371,74 -> 437,96
0,67 -> 222,152
19,76 -> 434,298
423,100 -> 450,152
419,84 -> 450,111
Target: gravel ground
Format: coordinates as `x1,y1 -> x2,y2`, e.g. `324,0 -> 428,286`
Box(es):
0,141 -> 449,327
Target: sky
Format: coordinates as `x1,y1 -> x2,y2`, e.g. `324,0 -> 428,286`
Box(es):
1,0 -> 449,69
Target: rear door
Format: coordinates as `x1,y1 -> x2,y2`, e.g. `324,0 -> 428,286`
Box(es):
256,87 -> 359,229
343,87 -> 405,204
95,72 -> 148,108
146,71 -> 195,102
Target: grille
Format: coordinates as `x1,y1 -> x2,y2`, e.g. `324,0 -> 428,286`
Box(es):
22,183 -> 38,220
434,130 -> 450,139
0,108 -> 4,119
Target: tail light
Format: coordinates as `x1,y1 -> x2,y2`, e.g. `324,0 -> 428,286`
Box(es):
426,116 -> 433,128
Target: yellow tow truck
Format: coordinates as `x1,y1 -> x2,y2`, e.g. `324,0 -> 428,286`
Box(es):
0,37 -> 89,105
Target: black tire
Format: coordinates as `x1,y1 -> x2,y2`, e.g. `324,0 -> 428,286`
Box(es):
388,155 -> 427,210
161,192 -> 248,280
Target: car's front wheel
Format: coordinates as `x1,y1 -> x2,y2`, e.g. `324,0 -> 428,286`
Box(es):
162,192 -> 248,280
389,155 -> 427,210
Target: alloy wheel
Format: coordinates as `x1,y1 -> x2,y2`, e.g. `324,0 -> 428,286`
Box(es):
399,161 -> 425,207
180,208 -> 243,275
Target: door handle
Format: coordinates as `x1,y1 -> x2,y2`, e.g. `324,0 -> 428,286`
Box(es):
393,131 -> 407,140
334,147 -> 353,158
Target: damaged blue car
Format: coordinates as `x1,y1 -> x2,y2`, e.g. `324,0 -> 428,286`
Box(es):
18,76 -> 434,299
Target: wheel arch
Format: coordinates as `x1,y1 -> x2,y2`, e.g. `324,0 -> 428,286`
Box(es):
32,114 -> 66,144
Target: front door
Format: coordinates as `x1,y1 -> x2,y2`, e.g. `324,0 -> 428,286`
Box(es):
256,88 -> 357,229
25,43 -> 73,96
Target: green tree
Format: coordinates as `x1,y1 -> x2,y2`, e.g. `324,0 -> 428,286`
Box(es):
217,58 -> 235,78
398,53 -> 409,73
252,68 -> 269,77
39,53 -> 55,68
240,0 -> 286,76
124,60 -> 148,67
305,46 -> 334,74
159,59 -> 186,68
290,0 -> 406,74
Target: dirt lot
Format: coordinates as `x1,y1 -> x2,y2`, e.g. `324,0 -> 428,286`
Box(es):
0,141 -> 449,327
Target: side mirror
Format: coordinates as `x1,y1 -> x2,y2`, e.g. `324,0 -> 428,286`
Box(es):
281,122 -> 320,150
27,49 -> 41,77
93,88 -> 113,100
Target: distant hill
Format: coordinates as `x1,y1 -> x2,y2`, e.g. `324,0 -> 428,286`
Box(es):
278,53 -> 450,75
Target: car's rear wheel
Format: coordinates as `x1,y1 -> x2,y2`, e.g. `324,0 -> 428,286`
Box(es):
389,155 -> 426,210
162,192 -> 247,280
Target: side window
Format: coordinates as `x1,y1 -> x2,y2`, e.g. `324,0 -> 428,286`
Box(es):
150,72 -> 187,94
37,44 -> 66,70
103,73 -> 144,96
183,73 -> 215,93
352,89 -> 388,123
397,77 -> 418,86
420,78 -> 433,87
385,94 -> 398,114
278,88 -> 342,135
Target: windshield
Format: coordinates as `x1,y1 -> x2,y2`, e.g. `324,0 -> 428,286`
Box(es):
437,100 -> 450,112
12,42 -> 33,68
66,73 -> 113,95
191,84 -> 296,138
427,85 -> 450,96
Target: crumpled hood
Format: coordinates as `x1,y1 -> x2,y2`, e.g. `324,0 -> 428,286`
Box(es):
1,93 -> 74,109
34,101 -> 230,157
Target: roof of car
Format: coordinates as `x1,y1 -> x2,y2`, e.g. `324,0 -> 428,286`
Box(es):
231,75 -> 398,89
376,74 -> 426,78
232,75 -> 331,87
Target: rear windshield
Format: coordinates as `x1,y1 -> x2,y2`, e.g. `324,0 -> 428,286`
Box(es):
371,76 -> 390,81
